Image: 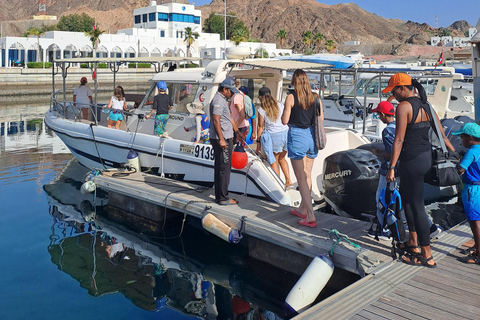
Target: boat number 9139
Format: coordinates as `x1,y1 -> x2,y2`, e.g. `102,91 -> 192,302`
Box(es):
194,145 -> 214,160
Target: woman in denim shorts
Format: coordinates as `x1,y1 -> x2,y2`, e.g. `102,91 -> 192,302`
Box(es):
281,69 -> 323,228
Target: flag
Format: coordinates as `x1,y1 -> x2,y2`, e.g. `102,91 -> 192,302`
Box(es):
435,52 -> 443,66
92,68 -> 96,80
93,21 -> 97,30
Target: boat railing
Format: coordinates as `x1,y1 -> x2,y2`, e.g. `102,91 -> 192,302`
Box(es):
51,89 -> 111,124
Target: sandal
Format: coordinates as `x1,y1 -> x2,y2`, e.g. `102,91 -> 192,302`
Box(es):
458,253 -> 480,265
297,219 -> 317,228
290,208 -> 307,219
396,243 -> 421,258
460,247 -> 476,255
402,254 -> 437,268
218,199 -> 239,206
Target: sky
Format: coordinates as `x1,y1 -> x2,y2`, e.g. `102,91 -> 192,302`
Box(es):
187,0 -> 480,28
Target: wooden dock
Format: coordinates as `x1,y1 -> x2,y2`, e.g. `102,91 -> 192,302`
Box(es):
94,170 -> 417,276
294,223 -> 476,320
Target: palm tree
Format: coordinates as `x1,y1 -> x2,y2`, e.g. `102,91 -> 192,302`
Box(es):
184,27 -> 199,57
230,27 -> 249,46
325,39 -> 336,53
85,27 -> 104,57
302,31 -> 313,50
25,27 -> 45,63
276,29 -> 288,48
313,32 -> 324,53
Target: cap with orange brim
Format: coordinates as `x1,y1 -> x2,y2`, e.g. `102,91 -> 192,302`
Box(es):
382,73 -> 412,93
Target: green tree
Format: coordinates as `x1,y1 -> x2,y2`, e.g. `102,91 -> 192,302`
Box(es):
254,47 -> 269,58
57,13 -> 95,32
313,32 -> 324,52
438,28 -> 452,37
230,26 -> 249,46
24,27 -> 45,63
85,27 -> 105,56
302,30 -> 313,49
184,27 -> 199,57
203,11 -> 249,40
325,39 -> 336,53
276,29 -> 288,48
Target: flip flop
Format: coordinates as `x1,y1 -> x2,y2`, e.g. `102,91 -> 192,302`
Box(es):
298,219 -> 317,228
290,208 -> 307,219
458,253 -> 480,265
218,199 -> 239,206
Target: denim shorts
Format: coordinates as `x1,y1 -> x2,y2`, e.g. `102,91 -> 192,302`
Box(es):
287,125 -> 318,160
462,185 -> 480,221
270,129 -> 288,153
109,111 -> 124,121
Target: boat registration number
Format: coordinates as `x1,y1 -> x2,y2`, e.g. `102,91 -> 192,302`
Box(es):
179,144 -> 214,160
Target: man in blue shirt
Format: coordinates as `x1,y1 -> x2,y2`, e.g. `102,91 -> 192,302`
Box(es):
452,122 -> 480,264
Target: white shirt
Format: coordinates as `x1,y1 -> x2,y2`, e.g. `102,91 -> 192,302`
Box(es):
73,85 -> 92,108
111,96 -> 125,110
258,102 -> 288,134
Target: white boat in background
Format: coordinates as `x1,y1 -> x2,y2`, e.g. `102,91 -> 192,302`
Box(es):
45,57 -> 370,207
278,53 -> 356,69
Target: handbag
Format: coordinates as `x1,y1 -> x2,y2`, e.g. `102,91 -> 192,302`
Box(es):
313,97 -> 327,150
423,102 -> 461,186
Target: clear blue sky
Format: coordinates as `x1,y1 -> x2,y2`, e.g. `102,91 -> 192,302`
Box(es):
187,0 -> 479,28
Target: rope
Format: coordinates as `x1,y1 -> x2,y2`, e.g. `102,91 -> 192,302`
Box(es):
89,123 -> 107,170
328,229 -> 360,257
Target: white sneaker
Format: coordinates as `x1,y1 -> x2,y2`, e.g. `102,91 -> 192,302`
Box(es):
430,225 -> 443,239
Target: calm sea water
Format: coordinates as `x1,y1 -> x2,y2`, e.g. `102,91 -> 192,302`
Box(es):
0,103 -> 298,320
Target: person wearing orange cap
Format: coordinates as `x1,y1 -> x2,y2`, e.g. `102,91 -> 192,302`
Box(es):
383,73 -> 455,268
73,77 -> 93,120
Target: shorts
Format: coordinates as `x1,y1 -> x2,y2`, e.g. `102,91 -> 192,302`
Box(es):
287,125 -> 318,160
109,111 -> 124,121
270,129 -> 288,153
462,185 -> 480,221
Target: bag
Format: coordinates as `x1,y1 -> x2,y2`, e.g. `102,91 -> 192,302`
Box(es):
243,94 -> 254,120
423,102 -> 461,186
313,97 -> 327,150
376,181 -> 407,259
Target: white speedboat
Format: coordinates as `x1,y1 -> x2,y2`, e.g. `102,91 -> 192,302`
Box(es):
45,57 -> 370,207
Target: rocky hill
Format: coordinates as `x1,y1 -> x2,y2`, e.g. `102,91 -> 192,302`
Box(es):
1,0 -> 473,55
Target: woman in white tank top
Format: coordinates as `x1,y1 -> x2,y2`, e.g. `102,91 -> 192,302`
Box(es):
106,86 -> 127,129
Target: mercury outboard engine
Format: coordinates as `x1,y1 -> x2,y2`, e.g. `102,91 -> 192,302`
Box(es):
323,149 -> 381,220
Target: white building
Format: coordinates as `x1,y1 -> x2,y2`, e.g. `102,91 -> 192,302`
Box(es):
430,27 -> 478,47
0,1 -> 291,67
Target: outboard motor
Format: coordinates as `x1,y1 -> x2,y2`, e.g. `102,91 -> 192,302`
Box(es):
323,149 -> 381,220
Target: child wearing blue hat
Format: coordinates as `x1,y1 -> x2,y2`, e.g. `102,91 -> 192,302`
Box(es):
452,122 -> 480,264
146,81 -> 173,137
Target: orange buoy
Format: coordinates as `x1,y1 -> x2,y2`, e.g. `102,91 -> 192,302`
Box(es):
231,142 -> 248,169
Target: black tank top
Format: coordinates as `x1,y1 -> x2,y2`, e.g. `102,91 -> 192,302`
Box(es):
288,92 -> 315,129
400,97 -> 432,161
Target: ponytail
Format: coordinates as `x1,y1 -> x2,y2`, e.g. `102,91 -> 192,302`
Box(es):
411,78 -> 427,104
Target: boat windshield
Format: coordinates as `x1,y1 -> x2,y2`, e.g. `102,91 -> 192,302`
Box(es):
143,82 -> 199,113
346,77 -> 439,98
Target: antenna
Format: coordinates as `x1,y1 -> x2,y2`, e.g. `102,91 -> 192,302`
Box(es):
38,0 -> 46,15
435,15 -> 438,29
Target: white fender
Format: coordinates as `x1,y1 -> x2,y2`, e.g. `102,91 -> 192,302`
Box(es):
284,254 -> 334,317
127,149 -> 140,171
80,181 -> 96,194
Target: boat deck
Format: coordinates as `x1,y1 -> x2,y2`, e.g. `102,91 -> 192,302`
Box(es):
295,227 -> 478,320
93,170 -> 418,276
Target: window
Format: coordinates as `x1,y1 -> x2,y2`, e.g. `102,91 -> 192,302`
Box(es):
160,30 -> 165,37
134,15 -> 141,24
149,12 -> 155,21
142,14 -> 147,23
158,12 -> 168,21
194,16 -> 200,24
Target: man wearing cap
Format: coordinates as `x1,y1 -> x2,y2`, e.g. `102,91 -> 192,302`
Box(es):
209,78 -> 244,205
146,81 -> 173,137
73,77 -> 93,120
452,123 -> 480,264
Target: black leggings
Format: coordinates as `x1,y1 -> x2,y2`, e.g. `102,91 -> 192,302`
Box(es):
399,150 -> 432,247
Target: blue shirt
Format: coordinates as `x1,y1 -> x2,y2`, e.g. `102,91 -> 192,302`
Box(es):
460,144 -> 480,184
382,121 -> 396,154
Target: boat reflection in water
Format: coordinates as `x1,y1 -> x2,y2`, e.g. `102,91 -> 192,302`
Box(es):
43,159 -> 290,319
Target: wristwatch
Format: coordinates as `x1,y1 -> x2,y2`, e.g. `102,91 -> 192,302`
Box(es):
256,140 -> 261,143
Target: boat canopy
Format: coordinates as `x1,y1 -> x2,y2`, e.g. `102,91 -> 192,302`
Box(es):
53,57 -> 200,64
239,59 -> 332,71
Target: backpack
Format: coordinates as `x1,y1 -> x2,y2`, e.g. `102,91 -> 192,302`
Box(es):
243,94 -> 254,120
376,181 -> 407,259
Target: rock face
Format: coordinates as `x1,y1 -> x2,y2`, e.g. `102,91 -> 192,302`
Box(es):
1,0 -> 473,51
